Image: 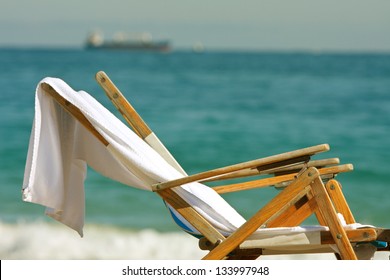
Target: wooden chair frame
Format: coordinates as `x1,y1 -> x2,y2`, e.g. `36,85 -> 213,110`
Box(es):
39,71 -> 389,260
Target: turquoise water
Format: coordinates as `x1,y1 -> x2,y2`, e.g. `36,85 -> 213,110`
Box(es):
1,49 -> 390,255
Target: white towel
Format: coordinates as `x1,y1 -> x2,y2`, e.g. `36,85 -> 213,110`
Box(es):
22,78 -> 248,236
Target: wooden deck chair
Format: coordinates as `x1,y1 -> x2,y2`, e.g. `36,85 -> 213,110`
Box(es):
24,74 -> 390,260
94,72 -> 389,260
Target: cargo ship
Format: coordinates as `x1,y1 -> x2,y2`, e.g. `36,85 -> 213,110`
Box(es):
85,32 -> 171,52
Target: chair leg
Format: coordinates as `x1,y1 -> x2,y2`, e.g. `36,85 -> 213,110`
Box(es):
311,177 -> 358,260
202,167 -> 319,260
325,179 -> 356,224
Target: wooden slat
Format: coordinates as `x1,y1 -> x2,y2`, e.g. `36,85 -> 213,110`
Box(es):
153,144 -> 330,191
202,167 -> 320,260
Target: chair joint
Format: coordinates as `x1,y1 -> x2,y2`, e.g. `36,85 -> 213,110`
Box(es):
294,158 -> 310,179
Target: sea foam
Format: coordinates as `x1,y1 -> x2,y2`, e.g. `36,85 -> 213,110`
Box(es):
0,221 -> 205,259
1,221 -> 388,260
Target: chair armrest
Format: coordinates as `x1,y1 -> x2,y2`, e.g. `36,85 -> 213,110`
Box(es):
152,144 -> 330,191
202,157 -> 340,183
212,164 -> 353,194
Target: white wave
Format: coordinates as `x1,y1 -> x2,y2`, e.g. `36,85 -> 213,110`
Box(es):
1,221 -> 388,260
0,221 -> 206,260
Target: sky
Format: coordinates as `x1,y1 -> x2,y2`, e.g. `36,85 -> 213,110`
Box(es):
1,0 -> 390,51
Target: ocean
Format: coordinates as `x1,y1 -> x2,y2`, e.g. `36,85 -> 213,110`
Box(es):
0,48 -> 389,259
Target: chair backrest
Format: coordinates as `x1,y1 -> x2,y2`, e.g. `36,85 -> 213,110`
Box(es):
94,71 -> 248,235
96,71 -> 187,176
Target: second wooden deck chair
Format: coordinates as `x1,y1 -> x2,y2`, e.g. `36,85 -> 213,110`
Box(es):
23,73 -> 390,260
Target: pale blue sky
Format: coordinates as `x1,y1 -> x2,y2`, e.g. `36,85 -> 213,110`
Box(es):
1,0 -> 390,51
